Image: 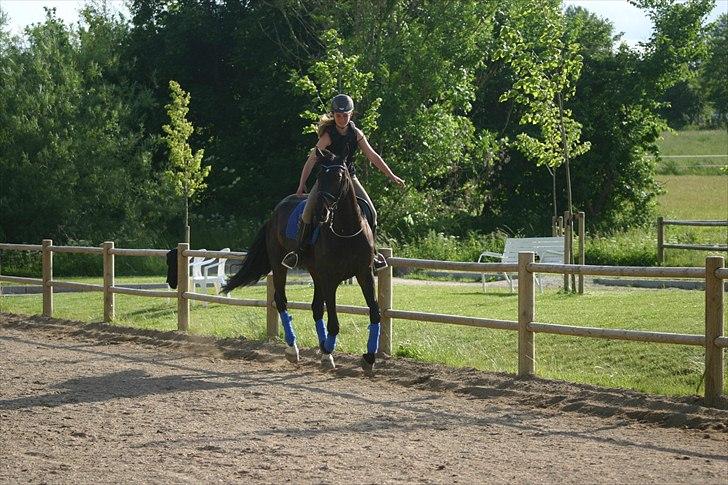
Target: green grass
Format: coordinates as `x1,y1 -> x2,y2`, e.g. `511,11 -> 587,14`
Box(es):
1,279 -> 725,397
657,175 -> 728,220
656,129 -> 728,175
658,129 -> 727,157
655,175 -> 728,267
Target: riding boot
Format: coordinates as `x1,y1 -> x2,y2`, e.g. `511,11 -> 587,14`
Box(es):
371,224 -> 388,270
282,220 -> 312,269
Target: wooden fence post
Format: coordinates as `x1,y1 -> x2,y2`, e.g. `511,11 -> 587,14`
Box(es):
102,241 -> 115,322
378,248 -> 393,356
266,274 -> 278,339
563,211 -> 572,292
657,217 -> 664,265
518,251 -> 535,376
578,212 -> 585,294
42,239 -> 53,317
704,256 -> 724,406
177,242 -> 190,331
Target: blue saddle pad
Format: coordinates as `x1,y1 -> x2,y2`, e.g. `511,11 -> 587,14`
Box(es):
285,198 -> 374,242
285,200 -> 320,243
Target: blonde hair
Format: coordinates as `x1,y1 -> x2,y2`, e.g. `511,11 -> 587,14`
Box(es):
317,112 -> 335,138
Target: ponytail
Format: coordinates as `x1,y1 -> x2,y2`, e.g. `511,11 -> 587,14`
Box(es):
317,112 -> 335,138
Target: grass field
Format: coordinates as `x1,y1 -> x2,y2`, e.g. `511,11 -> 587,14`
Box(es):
655,174 -> 727,266
656,128 -> 727,175
1,278 -> 726,397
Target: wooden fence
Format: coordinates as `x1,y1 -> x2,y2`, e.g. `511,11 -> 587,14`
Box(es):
0,240 -> 726,405
657,218 -> 728,264
552,210 -> 586,293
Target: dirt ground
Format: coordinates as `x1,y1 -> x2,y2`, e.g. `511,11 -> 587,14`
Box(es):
1,312 -> 727,484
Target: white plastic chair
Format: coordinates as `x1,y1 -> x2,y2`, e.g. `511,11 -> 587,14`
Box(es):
190,248 -> 230,296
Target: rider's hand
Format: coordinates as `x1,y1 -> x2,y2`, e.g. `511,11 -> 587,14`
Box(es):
391,175 -> 405,187
296,185 -> 306,195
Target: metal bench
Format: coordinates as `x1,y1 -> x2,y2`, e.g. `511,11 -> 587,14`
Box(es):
478,236 -> 565,292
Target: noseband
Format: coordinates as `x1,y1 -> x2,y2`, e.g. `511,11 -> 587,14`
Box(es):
317,164 -> 363,238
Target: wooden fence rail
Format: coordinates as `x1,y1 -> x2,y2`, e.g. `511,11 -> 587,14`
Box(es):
657,217 -> 728,264
0,240 -> 725,405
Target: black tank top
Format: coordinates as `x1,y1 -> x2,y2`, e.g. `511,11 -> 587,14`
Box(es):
325,121 -> 359,176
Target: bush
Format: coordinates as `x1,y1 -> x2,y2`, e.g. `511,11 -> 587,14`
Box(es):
389,230 -> 506,262
0,250 -> 42,278
585,229 -> 657,267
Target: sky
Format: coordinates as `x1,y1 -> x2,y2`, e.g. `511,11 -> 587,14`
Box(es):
564,0 -> 726,47
0,0 -> 726,47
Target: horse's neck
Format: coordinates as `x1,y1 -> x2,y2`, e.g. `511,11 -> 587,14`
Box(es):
331,185 -> 363,233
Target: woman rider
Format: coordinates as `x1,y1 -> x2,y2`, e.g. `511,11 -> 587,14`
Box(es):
282,94 -> 405,269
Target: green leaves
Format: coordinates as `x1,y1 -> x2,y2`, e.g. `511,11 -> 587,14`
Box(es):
162,80 -> 210,200
0,8 -> 166,245
493,1 -> 589,169
289,29 -> 380,135
702,13 -> 728,118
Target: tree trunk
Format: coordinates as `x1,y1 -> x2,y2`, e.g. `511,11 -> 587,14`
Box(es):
557,92 -> 573,216
558,92 -> 577,291
184,196 -> 190,244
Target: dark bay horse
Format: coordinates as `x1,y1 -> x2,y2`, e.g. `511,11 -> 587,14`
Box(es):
221,148 -> 382,371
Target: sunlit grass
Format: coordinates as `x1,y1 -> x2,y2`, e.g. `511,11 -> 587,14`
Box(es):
654,174 -> 728,267
656,129 -> 728,175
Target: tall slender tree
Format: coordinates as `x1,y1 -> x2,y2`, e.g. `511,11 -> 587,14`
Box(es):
163,80 -> 210,244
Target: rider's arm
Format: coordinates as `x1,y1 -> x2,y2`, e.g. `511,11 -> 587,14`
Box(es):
356,130 -> 405,186
296,133 -> 331,195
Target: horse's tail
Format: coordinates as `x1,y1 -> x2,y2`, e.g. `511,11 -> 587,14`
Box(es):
222,223 -> 271,293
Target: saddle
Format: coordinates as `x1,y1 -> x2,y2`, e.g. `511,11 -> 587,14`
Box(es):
285,197 -> 374,243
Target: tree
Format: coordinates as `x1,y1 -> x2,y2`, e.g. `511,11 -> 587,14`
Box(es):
0,6 -> 168,246
125,0 -> 318,226
660,79 -> 707,128
162,80 -> 210,244
290,29 -> 381,138
493,0 -> 591,221
313,0 -> 499,239
474,1 -> 715,234
702,13 -> 728,124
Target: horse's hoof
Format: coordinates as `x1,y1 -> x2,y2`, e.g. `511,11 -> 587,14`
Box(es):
285,343 -> 300,363
361,353 -> 376,374
321,353 -> 335,370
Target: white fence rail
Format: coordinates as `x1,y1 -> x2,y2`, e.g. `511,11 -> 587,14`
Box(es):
0,240 -> 725,405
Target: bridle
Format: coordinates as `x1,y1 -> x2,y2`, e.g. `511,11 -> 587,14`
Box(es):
317,164 -> 364,239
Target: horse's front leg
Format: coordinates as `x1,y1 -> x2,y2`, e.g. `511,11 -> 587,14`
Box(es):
311,280 -> 327,353
273,267 -> 299,363
357,268 -> 381,373
320,281 -> 340,369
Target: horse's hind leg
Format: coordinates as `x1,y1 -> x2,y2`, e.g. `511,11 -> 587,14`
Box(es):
357,268 -> 381,373
311,280 -> 327,353
273,267 -> 299,363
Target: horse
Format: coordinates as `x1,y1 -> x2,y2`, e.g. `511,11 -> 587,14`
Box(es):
220,148 -> 382,371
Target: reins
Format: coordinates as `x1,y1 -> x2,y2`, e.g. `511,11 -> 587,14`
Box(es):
318,165 -> 364,239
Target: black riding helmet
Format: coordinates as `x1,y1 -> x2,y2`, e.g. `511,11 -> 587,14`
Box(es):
331,94 -> 354,113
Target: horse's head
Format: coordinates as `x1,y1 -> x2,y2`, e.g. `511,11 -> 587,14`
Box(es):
314,148 -> 353,224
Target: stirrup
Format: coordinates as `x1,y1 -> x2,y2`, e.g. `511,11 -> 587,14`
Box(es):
373,252 -> 388,270
282,251 -> 299,269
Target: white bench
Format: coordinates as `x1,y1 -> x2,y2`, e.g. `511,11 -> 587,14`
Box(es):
478,237 -> 565,292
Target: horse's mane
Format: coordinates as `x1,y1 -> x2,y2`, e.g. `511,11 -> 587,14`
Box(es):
315,152 -> 362,224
